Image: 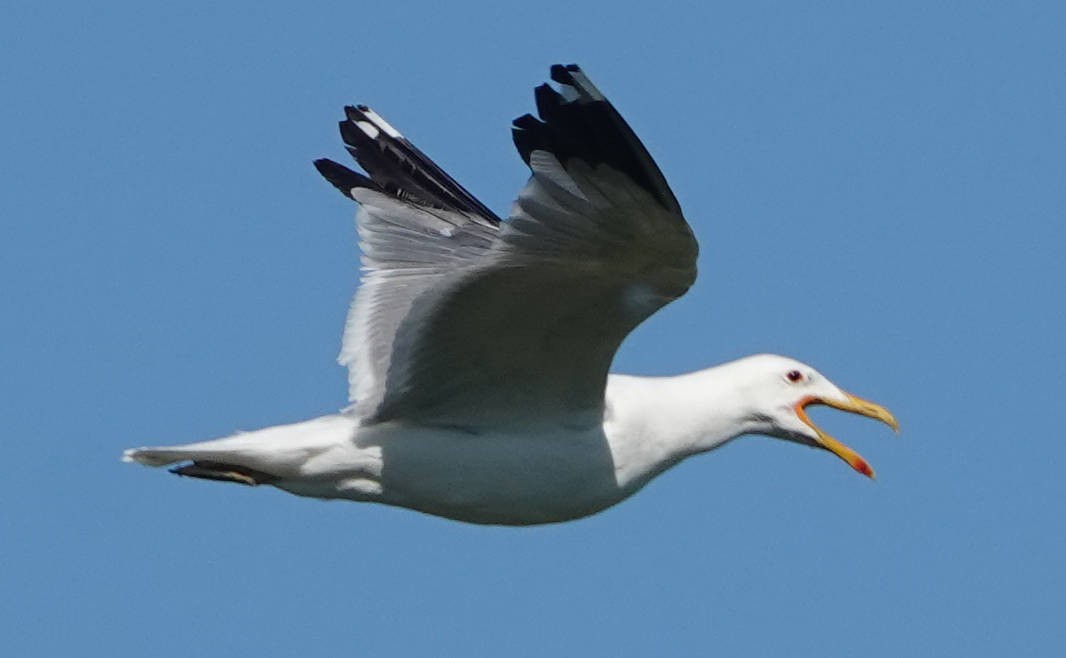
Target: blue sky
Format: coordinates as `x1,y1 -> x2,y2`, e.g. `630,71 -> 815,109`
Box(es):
4,1 -> 1064,656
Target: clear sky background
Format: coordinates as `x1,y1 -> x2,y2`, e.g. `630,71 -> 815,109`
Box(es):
4,2 -> 1064,656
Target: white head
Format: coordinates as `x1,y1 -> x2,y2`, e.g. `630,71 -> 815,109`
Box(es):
728,354 -> 899,477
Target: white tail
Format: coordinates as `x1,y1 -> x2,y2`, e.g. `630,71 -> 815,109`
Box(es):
122,414 -> 360,476
123,447 -> 194,466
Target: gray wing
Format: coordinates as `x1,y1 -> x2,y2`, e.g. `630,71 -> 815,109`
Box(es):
315,65 -> 698,429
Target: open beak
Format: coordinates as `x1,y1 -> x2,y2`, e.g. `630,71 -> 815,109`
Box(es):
793,393 -> 899,478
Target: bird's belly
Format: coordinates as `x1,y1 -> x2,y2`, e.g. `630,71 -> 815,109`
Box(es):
358,423 -> 625,525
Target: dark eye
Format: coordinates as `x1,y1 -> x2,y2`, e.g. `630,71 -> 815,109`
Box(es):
786,370 -> 804,383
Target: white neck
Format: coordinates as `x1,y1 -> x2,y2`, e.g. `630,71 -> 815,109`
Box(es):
604,361 -> 764,492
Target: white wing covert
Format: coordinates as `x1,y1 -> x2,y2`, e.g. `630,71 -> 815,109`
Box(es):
314,65 -> 697,429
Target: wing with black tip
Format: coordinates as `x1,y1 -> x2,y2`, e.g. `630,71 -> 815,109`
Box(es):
315,65 -> 697,428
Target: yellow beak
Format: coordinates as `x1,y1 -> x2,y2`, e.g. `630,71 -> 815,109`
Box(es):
793,393 -> 899,478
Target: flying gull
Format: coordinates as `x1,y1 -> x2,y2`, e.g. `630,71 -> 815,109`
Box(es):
124,64 -> 899,525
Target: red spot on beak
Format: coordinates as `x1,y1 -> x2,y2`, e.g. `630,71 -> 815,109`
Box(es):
854,458 -> 874,478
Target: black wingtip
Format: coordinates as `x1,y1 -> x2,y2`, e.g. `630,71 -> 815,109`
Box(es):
511,113 -> 545,165
344,105 -> 369,123
549,63 -> 581,84
511,64 -> 682,215
314,158 -> 378,199
323,107 -> 503,222
534,83 -> 563,121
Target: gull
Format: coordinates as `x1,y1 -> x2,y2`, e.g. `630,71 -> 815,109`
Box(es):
124,64 -> 898,525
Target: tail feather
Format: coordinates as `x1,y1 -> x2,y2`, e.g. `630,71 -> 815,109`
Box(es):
123,447 -> 192,467
122,414 -> 360,477
122,437 -> 261,467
